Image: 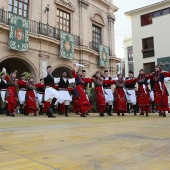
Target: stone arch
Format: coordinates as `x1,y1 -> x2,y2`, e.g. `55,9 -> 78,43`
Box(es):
0,55 -> 38,81
52,65 -> 73,78
91,12 -> 106,26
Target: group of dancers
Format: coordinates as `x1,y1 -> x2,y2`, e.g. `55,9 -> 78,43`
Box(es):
0,64 -> 170,118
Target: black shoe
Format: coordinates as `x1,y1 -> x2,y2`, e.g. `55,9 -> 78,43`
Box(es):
48,114 -> 56,118
117,113 -> 120,116
134,113 -> 137,116
146,114 -> 149,117
99,113 -> 104,117
34,114 -> 37,116
163,113 -> 166,117
65,114 -> 69,117
11,114 -> 15,117
122,113 -> 125,116
85,113 -> 89,116
139,113 -> 144,116
159,113 -> 162,116
80,114 -> 86,117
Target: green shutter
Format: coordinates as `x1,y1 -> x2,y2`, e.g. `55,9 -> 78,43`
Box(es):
8,14 -> 29,52
60,31 -> 74,59
99,45 -> 110,67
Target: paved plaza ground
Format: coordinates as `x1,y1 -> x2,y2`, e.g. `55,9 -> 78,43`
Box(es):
0,113 -> 170,170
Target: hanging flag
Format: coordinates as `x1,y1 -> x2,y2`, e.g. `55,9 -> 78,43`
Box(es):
60,31 -> 74,59
99,45 -> 110,67
8,13 -> 29,52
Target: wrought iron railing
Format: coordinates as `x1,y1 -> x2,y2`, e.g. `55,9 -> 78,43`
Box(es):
0,8 -> 80,46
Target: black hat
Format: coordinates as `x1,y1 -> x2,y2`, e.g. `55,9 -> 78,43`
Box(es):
47,65 -> 52,69
129,71 -> 134,74
104,70 -> 108,73
82,70 -> 86,73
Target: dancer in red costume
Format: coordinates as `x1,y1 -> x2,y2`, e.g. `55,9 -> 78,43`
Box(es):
4,70 -> 18,117
147,65 -> 170,117
25,76 -> 39,116
93,71 -> 107,117
72,64 -> 93,117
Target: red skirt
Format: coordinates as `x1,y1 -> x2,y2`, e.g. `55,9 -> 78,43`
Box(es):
76,84 -> 92,114
6,86 -> 18,113
137,85 -> 150,111
72,97 -> 80,113
60,103 -> 65,113
25,90 -> 38,114
114,88 -> 127,113
43,101 -> 50,112
154,82 -> 169,111
95,86 -> 107,113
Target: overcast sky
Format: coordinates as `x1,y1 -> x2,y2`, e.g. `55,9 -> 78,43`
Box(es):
114,0 -> 163,58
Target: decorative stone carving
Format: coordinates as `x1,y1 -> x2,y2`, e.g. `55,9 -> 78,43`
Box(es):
79,0 -> 89,10
54,0 -> 75,11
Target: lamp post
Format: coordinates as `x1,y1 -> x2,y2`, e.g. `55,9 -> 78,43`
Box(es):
44,4 -> 49,25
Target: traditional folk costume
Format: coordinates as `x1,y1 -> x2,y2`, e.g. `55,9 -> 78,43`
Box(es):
136,72 -> 150,116
18,76 -> 27,114
103,76 -> 114,116
0,72 -> 8,115
25,79 -> 38,116
54,77 -> 75,117
93,77 -> 107,117
5,73 -> 18,117
35,81 -> 45,115
113,79 -> 127,116
71,86 -> 80,114
72,69 -> 93,117
44,73 -> 60,118
125,76 -> 137,115
148,65 -> 170,117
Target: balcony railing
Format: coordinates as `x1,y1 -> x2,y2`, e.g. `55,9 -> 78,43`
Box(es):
142,49 -> 155,58
0,8 -> 80,46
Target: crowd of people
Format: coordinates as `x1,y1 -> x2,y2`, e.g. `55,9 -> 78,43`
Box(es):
0,64 -> 170,118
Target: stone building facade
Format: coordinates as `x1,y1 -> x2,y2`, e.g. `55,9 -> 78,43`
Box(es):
0,0 -> 120,81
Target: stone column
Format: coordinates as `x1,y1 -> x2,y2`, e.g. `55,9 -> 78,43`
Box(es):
79,0 -> 89,47
108,14 -> 115,57
39,54 -> 50,78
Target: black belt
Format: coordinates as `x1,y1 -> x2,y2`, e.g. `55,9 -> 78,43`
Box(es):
104,87 -> 111,89
59,88 -> 68,91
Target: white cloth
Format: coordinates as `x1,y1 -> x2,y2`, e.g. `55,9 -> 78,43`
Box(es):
54,78 -> 75,84
44,87 -> 60,102
18,90 -> 26,104
149,91 -> 154,102
37,93 -> 43,105
57,90 -> 72,104
0,90 -> 6,102
104,89 -> 114,103
125,89 -> 136,105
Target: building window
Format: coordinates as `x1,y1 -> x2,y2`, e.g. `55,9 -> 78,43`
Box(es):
162,8 -> 170,15
142,37 -> 154,58
128,63 -> 134,73
153,11 -> 161,17
127,46 -> 133,61
141,13 -> 152,26
57,9 -> 70,33
92,25 -> 101,51
8,0 -> 29,18
143,62 -> 155,74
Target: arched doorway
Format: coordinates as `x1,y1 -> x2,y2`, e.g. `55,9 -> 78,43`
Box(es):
52,66 -> 72,78
0,58 -> 37,80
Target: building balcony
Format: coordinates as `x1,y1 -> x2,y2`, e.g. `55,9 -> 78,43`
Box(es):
142,49 -> 155,58
0,8 -> 80,46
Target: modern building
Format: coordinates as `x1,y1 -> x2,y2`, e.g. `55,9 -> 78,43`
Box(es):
125,0 -> 170,77
0,0 -> 121,81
